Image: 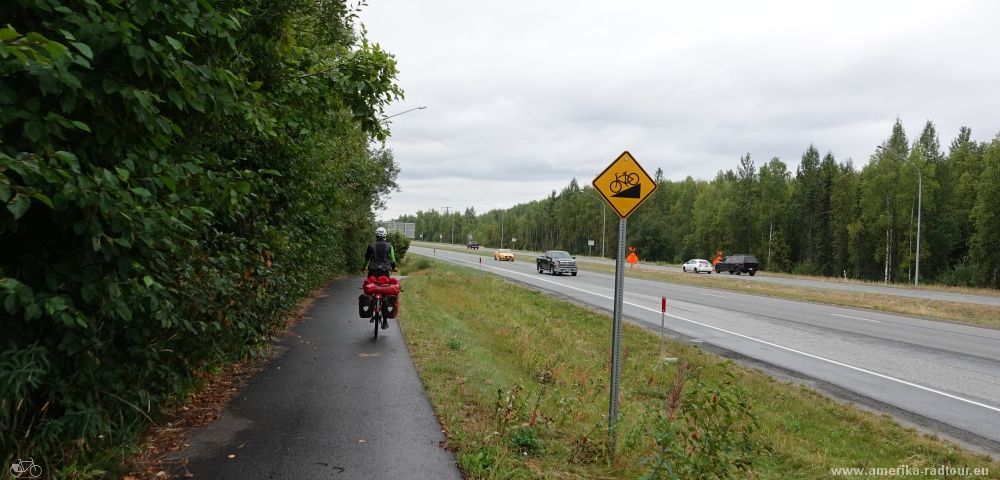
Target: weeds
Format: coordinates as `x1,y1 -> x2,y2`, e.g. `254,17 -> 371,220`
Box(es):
639,364 -> 761,479
511,426 -> 543,456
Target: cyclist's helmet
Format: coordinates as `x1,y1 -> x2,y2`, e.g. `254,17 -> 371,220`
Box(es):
375,227 -> 388,240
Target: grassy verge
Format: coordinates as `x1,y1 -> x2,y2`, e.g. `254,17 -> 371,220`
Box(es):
412,242 -> 1000,330
398,257 -> 999,479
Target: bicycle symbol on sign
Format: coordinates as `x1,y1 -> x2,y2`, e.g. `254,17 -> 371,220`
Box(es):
609,171 -> 639,193
9,458 -> 42,479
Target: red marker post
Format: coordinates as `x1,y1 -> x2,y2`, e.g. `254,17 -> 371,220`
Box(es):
659,296 -> 666,358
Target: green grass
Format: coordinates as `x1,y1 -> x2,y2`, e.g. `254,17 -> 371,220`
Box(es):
414,242 -> 1000,330
397,257 -> 999,479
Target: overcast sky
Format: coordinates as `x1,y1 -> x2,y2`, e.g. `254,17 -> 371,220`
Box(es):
360,1 -> 1000,221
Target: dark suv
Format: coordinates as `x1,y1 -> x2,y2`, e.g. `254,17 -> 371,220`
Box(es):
537,250 -> 578,276
714,254 -> 759,276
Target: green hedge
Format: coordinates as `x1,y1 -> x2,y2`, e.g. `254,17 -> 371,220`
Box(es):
1,1 -> 401,475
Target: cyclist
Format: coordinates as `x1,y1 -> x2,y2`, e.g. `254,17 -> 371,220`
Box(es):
365,227 -> 397,278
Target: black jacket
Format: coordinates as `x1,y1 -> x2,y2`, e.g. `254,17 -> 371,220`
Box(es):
365,239 -> 396,272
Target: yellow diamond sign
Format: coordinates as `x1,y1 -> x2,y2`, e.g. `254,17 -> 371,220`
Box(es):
592,151 -> 658,218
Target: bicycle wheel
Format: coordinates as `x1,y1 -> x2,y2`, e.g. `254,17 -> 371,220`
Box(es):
373,311 -> 380,339
626,172 -> 639,185
380,298 -> 389,329
610,180 -> 623,193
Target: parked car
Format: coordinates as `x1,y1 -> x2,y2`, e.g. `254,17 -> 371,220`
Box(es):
537,250 -> 578,276
466,241 -> 479,249
682,258 -> 713,274
714,254 -> 759,276
494,249 -> 514,261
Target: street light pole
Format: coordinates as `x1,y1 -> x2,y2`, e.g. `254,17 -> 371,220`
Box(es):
578,191 -> 607,258
486,204 -> 506,249
442,206 -> 454,245
381,105 -> 427,121
877,145 -> 922,286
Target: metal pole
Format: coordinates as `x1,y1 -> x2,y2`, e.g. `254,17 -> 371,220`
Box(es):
877,146 -> 922,286
500,211 -> 505,250
914,166 -> 922,286
381,105 -> 427,120
602,206 -> 607,258
577,191 -> 607,258
897,156 -> 922,286
609,218 -> 626,457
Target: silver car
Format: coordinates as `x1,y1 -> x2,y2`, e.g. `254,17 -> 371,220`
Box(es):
681,258 -> 713,274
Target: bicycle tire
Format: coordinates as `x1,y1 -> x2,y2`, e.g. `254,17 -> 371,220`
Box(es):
373,311 -> 380,339
626,172 -> 639,185
610,180 -> 623,193
29,465 -> 42,478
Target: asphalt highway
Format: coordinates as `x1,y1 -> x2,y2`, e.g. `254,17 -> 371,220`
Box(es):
413,246 -> 1000,454
447,242 -> 1000,307
577,256 -> 1000,307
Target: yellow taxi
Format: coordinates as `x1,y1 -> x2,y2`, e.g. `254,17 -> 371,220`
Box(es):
494,248 -> 514,261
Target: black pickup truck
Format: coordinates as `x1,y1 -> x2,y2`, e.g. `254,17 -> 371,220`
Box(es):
466,241 -> 479,249
714,254 -> 759,276
537,250 -> 578,276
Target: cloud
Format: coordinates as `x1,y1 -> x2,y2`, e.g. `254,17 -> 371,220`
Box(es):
363,1 -> 1000,220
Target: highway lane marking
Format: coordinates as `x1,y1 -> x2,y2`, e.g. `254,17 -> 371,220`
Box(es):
830,313 -> 881,323
421,250 -> 1000,415
697,292 -> 726,298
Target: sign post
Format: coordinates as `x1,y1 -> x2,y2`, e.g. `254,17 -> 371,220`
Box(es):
591,150 -> 658,457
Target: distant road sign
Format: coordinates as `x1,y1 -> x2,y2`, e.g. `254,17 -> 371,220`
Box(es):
592,151 -> 658,218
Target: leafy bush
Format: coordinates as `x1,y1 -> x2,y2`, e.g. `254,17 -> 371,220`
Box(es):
387,230 -> 411,262
935,261 -> 979,287
1,0 -> 400,473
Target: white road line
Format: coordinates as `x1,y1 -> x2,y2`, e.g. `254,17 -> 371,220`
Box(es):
831,313 -> 881,323
698,292 -> 726,298
423,251 -> 1000,415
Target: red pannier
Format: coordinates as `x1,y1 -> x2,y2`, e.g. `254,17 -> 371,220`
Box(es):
362,276 -> 401,296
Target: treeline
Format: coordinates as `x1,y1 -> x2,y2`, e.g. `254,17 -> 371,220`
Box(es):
400,120 -> 1000,288
2,0 -> 399,474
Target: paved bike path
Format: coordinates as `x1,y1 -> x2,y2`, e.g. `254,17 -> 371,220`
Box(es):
170,276 -> 462,479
